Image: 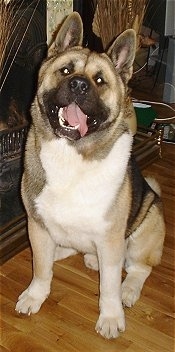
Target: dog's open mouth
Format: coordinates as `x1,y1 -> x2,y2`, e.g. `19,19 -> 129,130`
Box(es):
48,102 -> 99,140
59,103 -> 88,137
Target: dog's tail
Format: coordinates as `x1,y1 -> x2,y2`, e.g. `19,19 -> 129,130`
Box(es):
145,176 -> 161,196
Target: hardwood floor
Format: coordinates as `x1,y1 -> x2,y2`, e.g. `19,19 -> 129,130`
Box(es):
0,141 -> 174,352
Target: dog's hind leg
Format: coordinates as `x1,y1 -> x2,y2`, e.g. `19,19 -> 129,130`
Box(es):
122,205 -> 165,307
16,217 -> 56,315
122,262 -> 152,307
84,253 -> 99,271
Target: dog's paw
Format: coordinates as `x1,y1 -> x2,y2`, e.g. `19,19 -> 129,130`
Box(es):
122,282 -> 140,307
95,314 -> 125,339
16,277 -> 51,315
84,253 -> 99,271
15,278 -> 50,315
15,289 -> 46,315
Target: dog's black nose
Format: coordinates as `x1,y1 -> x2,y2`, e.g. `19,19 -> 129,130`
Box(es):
69,76 -> 89,94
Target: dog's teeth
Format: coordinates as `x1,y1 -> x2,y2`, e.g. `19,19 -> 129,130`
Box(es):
59,114 -> 80,131
59,115 -> 66,127
66,124 -> 80,130
58,107 -> 63,117
73,124 -> 80,130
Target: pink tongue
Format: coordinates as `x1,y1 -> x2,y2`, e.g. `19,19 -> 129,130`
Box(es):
62,103 -> 88,137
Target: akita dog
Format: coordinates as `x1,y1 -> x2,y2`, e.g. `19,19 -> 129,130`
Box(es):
16,12 -> 165,339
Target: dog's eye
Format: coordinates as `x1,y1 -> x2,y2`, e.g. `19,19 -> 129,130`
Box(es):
60,67 -> 70,75
95,76 -> 105,86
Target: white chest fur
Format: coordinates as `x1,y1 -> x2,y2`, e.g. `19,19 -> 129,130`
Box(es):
35,134 -> 132,252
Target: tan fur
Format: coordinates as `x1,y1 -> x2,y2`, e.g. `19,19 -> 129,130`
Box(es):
15,12 -> 165,340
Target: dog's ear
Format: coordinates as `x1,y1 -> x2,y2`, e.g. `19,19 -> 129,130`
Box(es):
107,29 -> 136,83
48,12 -> 83,57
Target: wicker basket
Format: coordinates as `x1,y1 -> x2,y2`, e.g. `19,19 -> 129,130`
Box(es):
0,123 -> 28,224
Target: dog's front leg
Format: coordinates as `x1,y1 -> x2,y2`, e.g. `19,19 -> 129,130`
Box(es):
16,217 -> 55,315
95,239 -> 125,339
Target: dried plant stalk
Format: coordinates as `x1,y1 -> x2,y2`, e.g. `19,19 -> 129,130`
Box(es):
0,0 -> 14,73
93,0 -> 148,49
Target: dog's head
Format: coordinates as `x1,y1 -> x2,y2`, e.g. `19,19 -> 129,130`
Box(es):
35,12 -> 136,141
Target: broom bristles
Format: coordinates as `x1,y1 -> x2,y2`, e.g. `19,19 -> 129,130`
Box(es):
93,0 -> 148,49
0,0 -> 14,73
